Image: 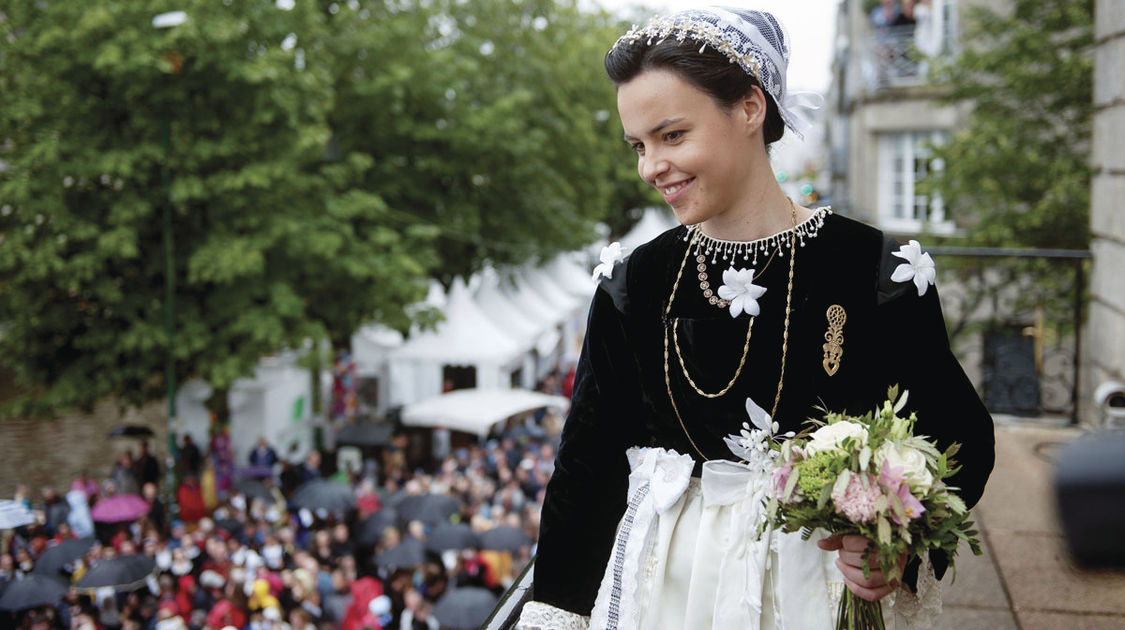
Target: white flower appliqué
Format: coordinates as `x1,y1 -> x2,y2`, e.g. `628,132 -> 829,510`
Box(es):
890,239 -> 937,297
716,267 -> 767,318
592,242 -> 625,281
724,396 -> 794,472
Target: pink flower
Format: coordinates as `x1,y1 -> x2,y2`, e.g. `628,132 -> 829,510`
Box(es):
831,473 -> 882,524
892,483 -> 926,525
773,463 -> 795,503
878,460 -> 905,490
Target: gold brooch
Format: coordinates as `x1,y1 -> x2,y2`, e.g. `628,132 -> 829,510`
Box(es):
822,305 -> 846,376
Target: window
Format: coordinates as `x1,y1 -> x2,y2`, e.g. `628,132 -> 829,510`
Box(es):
878,131 -> 955,234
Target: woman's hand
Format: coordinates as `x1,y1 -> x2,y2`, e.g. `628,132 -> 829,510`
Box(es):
817,534 -> 907,602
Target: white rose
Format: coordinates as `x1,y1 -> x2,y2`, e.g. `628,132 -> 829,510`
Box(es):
875,442 -> 933,492
805,421 -> 868,455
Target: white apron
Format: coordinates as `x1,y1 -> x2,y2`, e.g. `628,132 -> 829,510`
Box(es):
587,447 -> 938,630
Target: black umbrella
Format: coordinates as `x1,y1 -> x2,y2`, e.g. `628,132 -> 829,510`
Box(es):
291,479 -> 355,514
373,538 -> 427,571
432,586 -> 499,630
425,522 -> 480,553
356,508 -> 400,547
76,555 -> 156,591
396,494 -> 460,527
107,425 -> 155,439
336,422 -> 394,447
214,518 -> 244,538
232,479 -> 274,502
32,538 -> 96,580
479,525 -> 531,553
0,574 -> 69,611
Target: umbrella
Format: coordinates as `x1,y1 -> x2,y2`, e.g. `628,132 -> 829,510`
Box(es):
0,500 -> 35,529
90,494 -> 150,523
479,525 -> 531,553
396,494 -> 460,527
33,537 -> 97,579
291,479 -> 355,514
107,425 -> 155,439
76,555 -> 156,591
432,586 -> 499,630
373,538 -> 427,571
232,479 -> 274,502
0,574 -> 68,611
425,522 -> 480,553
214,518 -> 244,537
336,422 -> 394,447
356,508 -> 400,547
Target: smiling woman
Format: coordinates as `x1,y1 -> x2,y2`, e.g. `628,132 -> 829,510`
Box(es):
517,6 -> 995,630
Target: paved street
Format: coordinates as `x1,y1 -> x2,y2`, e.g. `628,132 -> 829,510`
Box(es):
932,419 -> 1125,629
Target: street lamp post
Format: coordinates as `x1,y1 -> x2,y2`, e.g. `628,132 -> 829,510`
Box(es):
153,10 -> 187,510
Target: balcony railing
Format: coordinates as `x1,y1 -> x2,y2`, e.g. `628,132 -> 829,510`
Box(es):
862,24 -> 931,90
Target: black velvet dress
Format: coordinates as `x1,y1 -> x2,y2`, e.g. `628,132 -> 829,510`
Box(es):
532,211 -> 995,617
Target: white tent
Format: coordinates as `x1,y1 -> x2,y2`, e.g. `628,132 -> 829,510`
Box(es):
619,207 -> 679,252
547,254 -> 597,299
401,387 -> 570,438
389,278 -> 525,406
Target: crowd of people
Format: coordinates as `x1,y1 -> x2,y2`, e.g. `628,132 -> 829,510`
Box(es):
1,380 -> 571,630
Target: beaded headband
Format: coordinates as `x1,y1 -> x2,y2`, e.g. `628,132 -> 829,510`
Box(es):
609,6 -> 820,139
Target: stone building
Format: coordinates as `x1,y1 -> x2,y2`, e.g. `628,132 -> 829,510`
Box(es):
1088,0 -> 1125,422
828,0 -> 1007,234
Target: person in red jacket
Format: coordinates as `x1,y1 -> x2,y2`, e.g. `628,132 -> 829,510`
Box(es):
176,476 -> 206,525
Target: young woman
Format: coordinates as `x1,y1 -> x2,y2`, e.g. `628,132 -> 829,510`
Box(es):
518,7 -> 994,629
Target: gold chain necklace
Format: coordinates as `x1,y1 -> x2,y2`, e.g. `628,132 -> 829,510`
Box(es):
663,199 -> 799,460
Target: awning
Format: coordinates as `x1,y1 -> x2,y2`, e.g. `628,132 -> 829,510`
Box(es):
401,388 -> 570,437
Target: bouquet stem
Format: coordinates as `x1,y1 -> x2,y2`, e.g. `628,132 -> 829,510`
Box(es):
836,589 -> 885,630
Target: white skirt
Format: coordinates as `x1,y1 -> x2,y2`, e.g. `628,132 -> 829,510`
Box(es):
586,447 -> 940,630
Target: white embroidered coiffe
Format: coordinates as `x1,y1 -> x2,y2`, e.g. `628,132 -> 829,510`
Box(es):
609,7 -> 823,138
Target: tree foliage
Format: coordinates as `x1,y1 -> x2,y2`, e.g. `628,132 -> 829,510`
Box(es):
326,0 -> 654,284
923,0 -> 1093,249
0,0 -> 654,417
0,0 -> 435,415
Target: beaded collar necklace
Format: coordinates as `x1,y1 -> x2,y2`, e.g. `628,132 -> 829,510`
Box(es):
683,206 -> 832,265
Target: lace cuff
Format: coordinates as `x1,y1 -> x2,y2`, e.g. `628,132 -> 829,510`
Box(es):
889,553 -> 942,629
516,601 -> 590,630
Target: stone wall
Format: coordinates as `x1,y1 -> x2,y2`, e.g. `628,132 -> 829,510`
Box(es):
1087,0 -> 1125,423
0,400 -> 169,498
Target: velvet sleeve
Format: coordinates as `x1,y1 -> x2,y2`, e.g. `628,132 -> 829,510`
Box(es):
875,239 -> 996,580
532,276 -> 645,615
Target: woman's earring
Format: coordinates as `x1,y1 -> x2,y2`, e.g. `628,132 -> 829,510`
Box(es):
822,304 -> 846,376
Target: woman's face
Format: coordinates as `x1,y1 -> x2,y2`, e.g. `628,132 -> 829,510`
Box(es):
617,69 -> 759,228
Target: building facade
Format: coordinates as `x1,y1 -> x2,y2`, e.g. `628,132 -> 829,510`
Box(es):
1088,0 -> 1125,422
828,0 -> 1008,237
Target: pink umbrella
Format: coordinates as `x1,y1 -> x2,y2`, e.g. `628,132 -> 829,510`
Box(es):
90,494 -> 151,523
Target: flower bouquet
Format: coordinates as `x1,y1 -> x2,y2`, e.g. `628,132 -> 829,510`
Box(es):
727,386 -> 981,630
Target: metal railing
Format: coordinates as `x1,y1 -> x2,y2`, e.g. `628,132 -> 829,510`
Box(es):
928,246 -> 1091,424
481,557 -> 535,630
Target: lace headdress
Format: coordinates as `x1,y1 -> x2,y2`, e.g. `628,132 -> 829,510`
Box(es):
609,6 -> 821,139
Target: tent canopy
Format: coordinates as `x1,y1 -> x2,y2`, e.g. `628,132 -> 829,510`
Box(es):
401,388 -> 569,437
392,279 -> 522,365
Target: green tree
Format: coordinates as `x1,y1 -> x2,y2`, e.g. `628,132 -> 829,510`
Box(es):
0,0 -> 435,416
923,0 -> 1094,249
326,0 -> 656,285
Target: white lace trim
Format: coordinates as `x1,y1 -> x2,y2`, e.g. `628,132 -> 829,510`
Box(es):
516,601 -> 589,630
888,553 -> 943,629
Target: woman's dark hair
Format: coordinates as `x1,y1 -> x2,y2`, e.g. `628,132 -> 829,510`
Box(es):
605,37 -> 785,146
